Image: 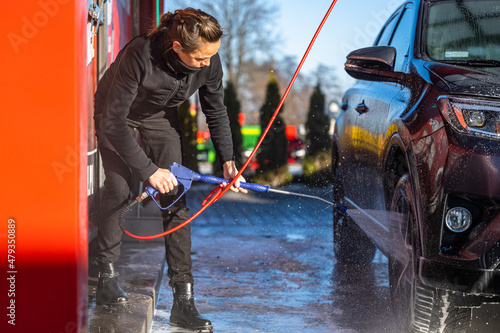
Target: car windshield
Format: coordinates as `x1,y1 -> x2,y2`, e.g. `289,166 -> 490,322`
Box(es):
424,0 -> 500,67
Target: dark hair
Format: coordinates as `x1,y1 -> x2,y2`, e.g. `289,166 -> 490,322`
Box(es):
148,8 -> 223,53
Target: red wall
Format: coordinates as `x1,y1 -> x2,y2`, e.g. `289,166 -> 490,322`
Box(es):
1,0 -> 88,331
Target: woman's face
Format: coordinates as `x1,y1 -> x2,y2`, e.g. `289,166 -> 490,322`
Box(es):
174,39 -> 221,68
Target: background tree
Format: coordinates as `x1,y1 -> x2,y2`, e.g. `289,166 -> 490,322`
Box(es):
313,64 -> 343,103
212,80 -> 244,177
178,99 -> 199,173
306,83 -> 331,155
254,72 -> 291,186
224,80 -> 243,169
240,57 -> 313,127
303,82 -> 332,186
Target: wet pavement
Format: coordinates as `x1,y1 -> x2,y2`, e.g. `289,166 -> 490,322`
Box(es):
151,183 -> 395,333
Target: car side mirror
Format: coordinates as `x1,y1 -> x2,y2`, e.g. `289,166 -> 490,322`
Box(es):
344,46 -> 405,83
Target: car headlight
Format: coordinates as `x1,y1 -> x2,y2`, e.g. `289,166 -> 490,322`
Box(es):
438,96 -> 500,139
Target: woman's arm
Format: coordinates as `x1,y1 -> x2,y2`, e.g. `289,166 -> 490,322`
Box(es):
198,54 -> 246,193
198,53 -> 234,165
99,45 -> 158,182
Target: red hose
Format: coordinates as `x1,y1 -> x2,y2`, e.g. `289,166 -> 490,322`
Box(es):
125,0 -> 338,240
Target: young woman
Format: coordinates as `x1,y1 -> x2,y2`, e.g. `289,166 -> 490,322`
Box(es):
93,8 -> 245,331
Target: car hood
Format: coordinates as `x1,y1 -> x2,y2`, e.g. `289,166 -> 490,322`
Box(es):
424,62 -> 500,98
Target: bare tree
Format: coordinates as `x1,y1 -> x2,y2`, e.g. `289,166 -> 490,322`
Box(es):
274,56 -> 313,127
312,64 -> 343,102
204,0 -> 279,91
171,0 -> 279,91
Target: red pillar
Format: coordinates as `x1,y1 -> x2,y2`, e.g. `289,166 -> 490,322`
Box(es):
1,0 -> 88,331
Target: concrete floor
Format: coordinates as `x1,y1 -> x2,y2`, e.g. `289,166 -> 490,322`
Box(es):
88,179 -> 500,333
151,183 -> 395,333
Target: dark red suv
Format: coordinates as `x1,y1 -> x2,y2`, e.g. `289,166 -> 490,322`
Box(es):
332,0 -> 500,332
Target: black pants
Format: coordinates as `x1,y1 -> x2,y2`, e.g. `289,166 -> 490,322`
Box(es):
94,114 -> 193,286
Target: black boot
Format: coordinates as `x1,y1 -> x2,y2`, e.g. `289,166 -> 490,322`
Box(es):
170,282 -> 212,332
96,262 -> 129,305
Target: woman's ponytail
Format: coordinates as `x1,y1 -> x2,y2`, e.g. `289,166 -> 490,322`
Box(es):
148,11 -> 175,37
148,8 -> 223,53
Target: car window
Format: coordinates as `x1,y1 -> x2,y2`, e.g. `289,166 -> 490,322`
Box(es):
375,9 -> 402,46
389,5 -> 414,72
425,0 -> 500,63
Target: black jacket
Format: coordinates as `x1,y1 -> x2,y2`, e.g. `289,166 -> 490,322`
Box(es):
94,32 -> 233,181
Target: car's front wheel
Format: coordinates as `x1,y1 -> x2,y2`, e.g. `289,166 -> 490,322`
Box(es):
389,174 -> 472,333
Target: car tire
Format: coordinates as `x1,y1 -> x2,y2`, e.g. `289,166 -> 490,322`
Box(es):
389,174 -> 472,333
333,211 -> 376,265
332,149 -> 376,265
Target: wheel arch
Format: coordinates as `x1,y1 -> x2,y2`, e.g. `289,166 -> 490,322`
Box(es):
383,134 -> 409,206
383,133 -> 424,258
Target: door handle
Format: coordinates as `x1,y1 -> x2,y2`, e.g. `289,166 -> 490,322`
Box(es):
355,100 -> 368,114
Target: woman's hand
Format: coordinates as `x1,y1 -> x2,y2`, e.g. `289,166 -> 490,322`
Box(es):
221,161 -> 248,194
148,168 -> 178,194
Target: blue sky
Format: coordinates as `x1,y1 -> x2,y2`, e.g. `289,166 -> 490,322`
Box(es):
166,0 -> 405,92
273,0 -> 405,89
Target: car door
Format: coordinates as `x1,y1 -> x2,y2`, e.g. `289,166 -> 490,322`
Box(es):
338,7 -> 402,205
347,4 -> 415,250
336,79 -> 373,204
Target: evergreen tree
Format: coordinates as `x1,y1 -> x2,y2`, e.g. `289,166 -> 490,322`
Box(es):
224,80 -> 243,168
179,99 -> 199,173
306,83 -> 331,156
255,73 -> 291,186
304,82 -> 332,186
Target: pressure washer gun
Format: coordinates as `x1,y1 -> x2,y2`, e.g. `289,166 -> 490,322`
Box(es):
133,163 -> 347,212
118,163 -> 347,239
